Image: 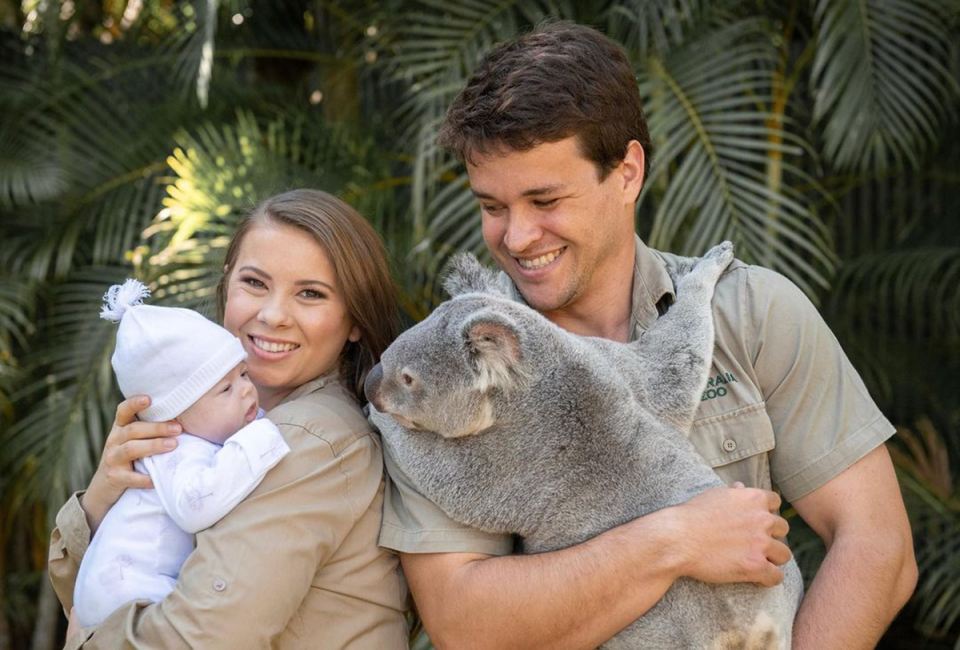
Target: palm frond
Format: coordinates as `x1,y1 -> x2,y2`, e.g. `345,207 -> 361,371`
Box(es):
639,19 -> 835,297
605,0 -> 708,56
810,0 -> 959,173
1,269 -> 127,513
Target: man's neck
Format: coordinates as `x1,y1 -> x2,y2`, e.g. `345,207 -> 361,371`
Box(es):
541,244 -> 636,342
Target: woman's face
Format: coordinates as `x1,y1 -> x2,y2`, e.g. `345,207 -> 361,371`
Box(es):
223,223 -> 360,410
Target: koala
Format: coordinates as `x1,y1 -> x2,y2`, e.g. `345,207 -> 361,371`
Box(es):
366,242 -> 803,650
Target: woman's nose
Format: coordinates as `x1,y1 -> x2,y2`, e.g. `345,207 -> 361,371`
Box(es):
258,296 -> 291,328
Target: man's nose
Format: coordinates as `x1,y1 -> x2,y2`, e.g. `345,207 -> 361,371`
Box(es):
503,209 -> 543,254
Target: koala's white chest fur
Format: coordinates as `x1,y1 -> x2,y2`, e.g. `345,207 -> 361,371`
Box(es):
368,245 -> 802,649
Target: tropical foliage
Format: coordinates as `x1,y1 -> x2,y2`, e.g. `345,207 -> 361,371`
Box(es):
1,0 -> 958,648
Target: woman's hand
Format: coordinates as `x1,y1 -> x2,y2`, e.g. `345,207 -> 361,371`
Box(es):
81,396 -> 181,533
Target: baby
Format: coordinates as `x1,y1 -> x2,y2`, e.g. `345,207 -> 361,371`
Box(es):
73,279 -> 290,627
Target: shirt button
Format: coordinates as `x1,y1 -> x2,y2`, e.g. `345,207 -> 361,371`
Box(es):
722,439 -> 737,452
212,578 -> 227,592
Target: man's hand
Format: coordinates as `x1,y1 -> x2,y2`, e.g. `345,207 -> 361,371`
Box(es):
664,485 -> 791,587
82,396 -> 181,533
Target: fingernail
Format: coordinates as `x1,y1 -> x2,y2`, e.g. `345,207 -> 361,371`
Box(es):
164,439 -> 177,449
140,396 -> 150,406
168,424 -> 181,434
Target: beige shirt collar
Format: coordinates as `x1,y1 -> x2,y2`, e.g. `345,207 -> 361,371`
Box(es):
277,371 -> 338,406
628,235 -> 676,341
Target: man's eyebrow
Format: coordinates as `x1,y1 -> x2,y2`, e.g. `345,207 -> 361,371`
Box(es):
237,266 -> 334,291
471,184 -> 566,200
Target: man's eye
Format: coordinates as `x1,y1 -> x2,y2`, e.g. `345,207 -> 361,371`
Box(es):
534,198 -> 558,208
481,204 -> 503,215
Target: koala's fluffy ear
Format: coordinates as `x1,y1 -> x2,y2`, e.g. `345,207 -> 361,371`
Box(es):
443,253 -> 508,298
462,311 -> 525,392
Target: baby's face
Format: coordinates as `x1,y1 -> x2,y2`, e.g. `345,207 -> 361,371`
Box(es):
177,362 -> 259,445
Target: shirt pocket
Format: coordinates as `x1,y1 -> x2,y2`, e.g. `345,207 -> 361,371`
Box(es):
688,402 -> 776,490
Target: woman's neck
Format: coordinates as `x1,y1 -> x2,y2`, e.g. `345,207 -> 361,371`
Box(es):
256,385 -> 294,412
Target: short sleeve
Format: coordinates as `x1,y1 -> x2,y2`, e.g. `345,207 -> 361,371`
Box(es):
746,267 -> 895,501
379,439 -> 513,556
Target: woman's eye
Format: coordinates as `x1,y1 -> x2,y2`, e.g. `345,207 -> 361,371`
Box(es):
300,289 -> 325,300
221,384 -> 231,393
241,276 -> 266,289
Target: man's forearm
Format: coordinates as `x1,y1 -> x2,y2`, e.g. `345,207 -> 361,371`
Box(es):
792,532 -> 917,650
406,486 -> 789,650
409,510 -> 681,650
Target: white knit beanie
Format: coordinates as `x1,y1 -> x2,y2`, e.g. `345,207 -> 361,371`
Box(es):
101,279 -> 247,422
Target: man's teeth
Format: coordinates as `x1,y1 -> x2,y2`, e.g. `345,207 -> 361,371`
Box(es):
518,249 -> 562,270
253,337 -> 299,353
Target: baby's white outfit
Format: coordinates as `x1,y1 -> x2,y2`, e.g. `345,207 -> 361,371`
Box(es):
73,413 -> 289,627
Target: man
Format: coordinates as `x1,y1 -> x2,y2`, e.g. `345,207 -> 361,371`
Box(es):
380,22 -> 917,650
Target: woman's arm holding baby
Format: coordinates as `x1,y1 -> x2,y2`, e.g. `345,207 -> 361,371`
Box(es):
63,416 -> 382,649
82,396 -> 182,532
49,396 -> 181,615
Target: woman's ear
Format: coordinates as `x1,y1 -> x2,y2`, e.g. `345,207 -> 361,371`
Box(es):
348,324 -> 361,343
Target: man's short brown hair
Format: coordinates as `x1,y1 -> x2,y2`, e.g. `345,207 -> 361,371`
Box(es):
438,21 -> 652,181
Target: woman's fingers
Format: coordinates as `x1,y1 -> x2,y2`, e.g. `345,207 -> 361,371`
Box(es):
114,395 -> 151,427
115,469 -> 154,490
113,438 -> 178,464
115,420 -> 181,442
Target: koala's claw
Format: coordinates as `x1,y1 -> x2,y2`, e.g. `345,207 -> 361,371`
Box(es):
702,241 -> 734,269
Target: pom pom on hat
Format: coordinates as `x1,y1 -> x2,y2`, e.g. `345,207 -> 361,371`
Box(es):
101,279 -> 151,323
102,279 -> 247,422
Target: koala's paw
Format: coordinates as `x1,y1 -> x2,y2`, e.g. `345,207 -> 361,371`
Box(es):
702,241 -> 734,268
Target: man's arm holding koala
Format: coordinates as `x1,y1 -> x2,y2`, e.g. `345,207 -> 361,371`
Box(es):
405,486 -> 789,650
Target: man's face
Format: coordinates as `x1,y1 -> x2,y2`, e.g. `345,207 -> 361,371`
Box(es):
467,136 -> 641,318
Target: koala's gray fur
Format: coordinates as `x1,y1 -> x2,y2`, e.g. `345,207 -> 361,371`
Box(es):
366,243 -> 803,650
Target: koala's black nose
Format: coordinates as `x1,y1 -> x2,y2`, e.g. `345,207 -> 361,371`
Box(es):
365,363 -> 383,409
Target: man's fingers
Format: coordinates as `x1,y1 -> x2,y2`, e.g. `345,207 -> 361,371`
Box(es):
767,539 -> 793,567
114,395 -> 151,427
770,514 -> 790,539
764,490 -> 782,512
117,438 -> 177,463
756,563 -> 785,588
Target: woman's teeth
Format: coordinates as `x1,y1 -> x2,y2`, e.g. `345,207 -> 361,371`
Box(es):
252,337 -> 299,353
518,248 -> 563,270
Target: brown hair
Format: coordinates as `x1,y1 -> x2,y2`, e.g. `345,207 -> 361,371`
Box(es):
439,21 -> 652,181
217,189 -> 400,403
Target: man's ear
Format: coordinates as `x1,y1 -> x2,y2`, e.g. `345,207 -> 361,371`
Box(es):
443,253 -> 508,298
462,311 -> 522,391
620,140 -> 646,204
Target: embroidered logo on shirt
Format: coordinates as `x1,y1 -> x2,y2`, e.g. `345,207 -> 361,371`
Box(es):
701,372 -> 738,401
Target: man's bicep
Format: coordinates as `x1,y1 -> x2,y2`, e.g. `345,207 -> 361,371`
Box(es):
792,445 -> 909,545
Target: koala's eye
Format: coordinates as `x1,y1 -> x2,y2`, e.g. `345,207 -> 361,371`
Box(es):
401,371 -> 415,387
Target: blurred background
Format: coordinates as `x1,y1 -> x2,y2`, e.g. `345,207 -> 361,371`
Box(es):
1,1 -> 958,648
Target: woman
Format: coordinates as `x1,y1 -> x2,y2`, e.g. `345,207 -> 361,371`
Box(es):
48,189 -> 408,648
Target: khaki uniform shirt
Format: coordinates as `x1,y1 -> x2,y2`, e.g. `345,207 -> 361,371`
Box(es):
49,375 -> 408,649
379,236 -> 895,556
